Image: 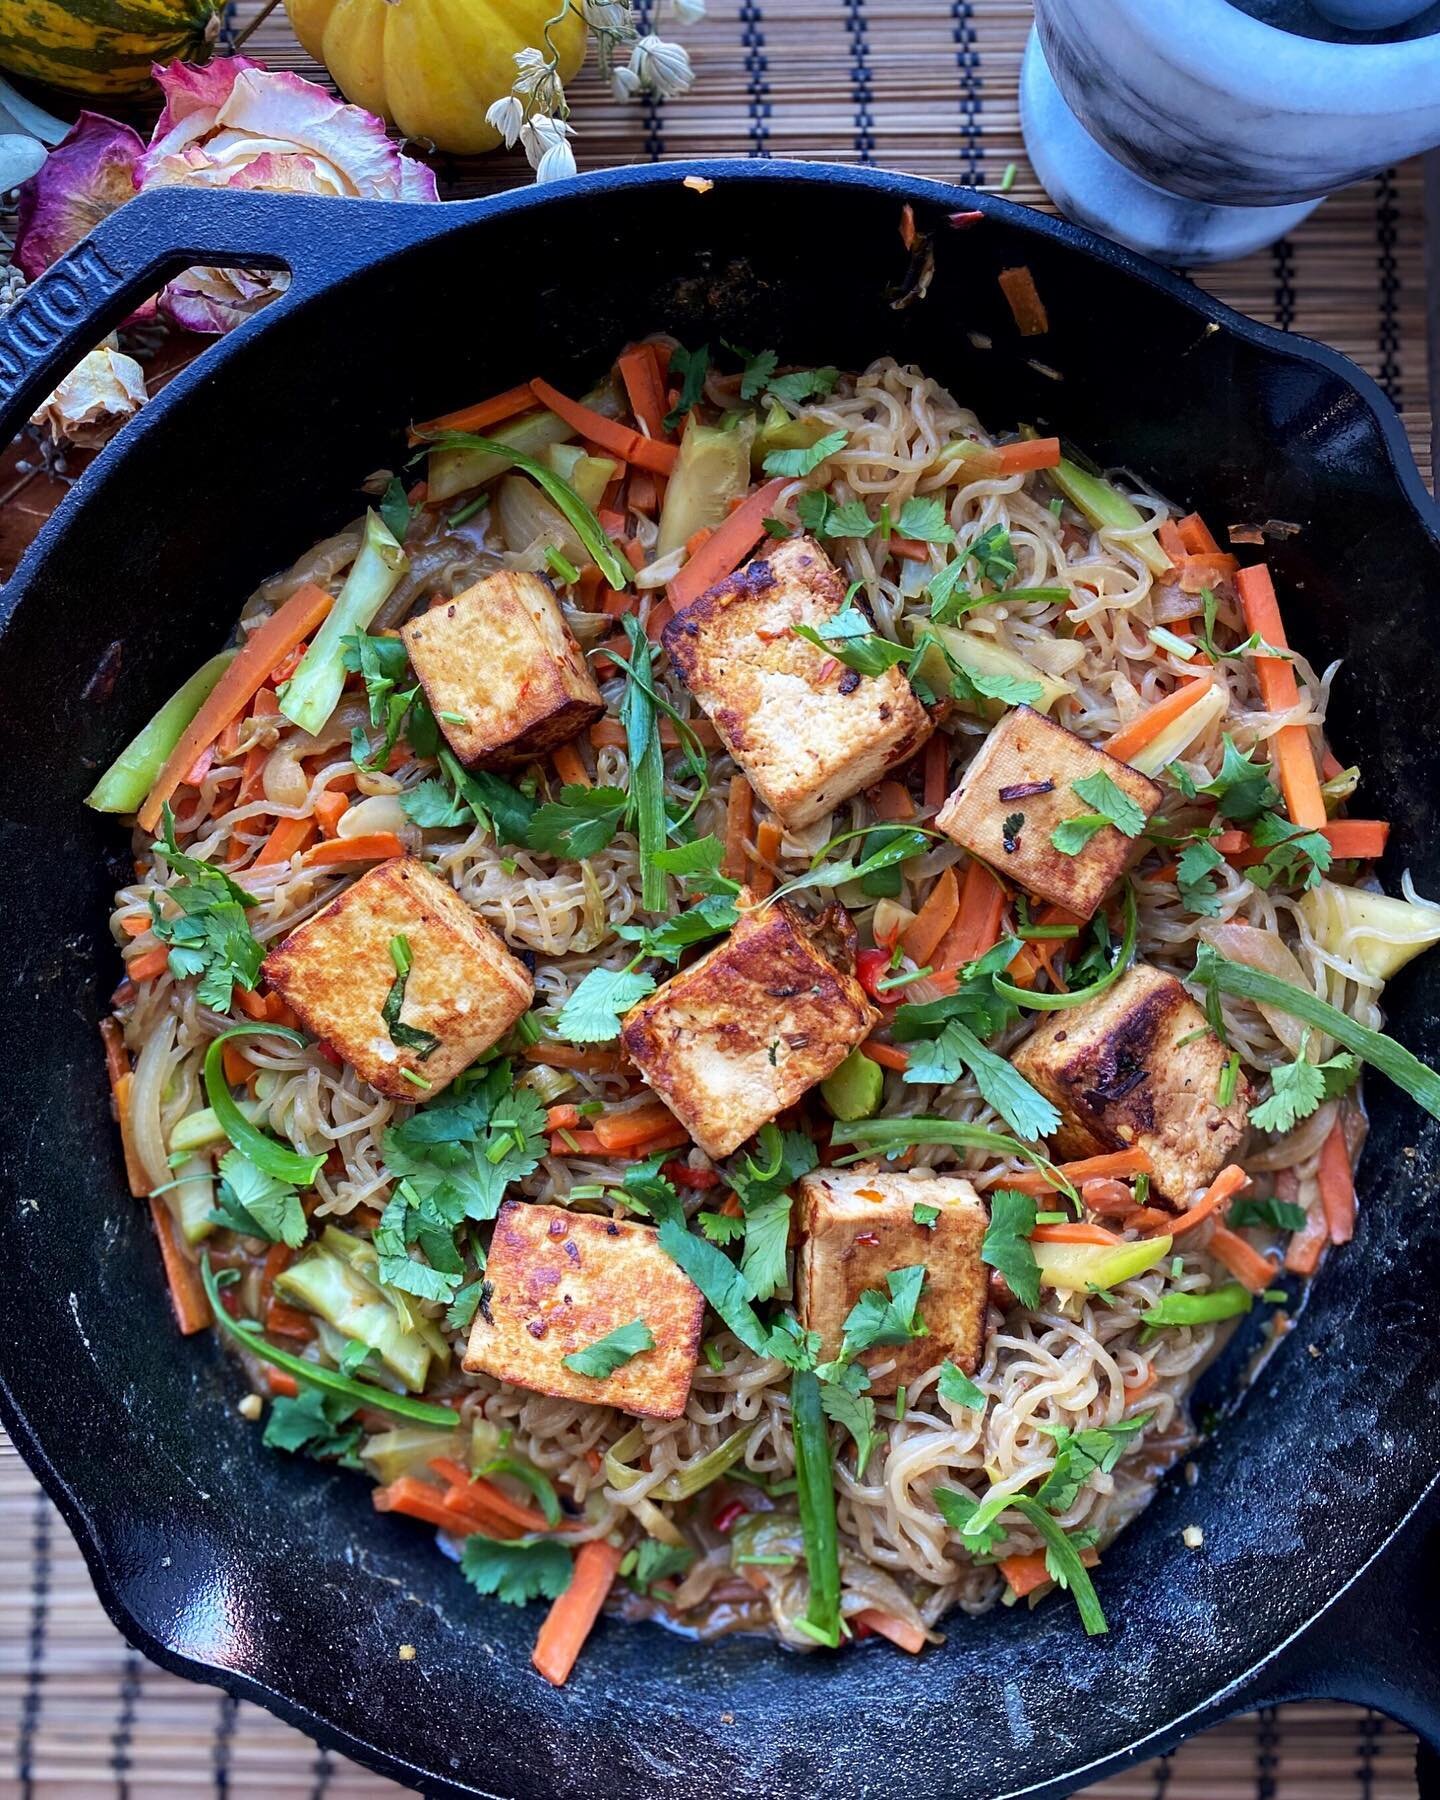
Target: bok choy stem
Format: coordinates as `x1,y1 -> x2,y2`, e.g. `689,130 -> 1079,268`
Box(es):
279,511 -> 408,736
86,651 -> 236,814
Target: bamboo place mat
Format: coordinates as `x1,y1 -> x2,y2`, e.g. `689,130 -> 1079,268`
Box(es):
0,0 -> 1434,1794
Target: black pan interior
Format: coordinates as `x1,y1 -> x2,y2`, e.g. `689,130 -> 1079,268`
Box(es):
1,167 -> 1439,1800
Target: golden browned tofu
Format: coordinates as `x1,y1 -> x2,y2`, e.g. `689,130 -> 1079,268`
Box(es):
936,705 -> 1161,919
620,900 -> 878,1160
663,535 -> 932,829
263,857 -> 533,1099
1010,963 -> 1251,1206
462,1201 -> 704,1420
796,1168 -> 989,1395
400,570 -> 604,769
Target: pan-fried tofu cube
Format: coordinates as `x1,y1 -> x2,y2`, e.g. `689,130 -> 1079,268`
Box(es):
936,705 -> 1161,919
400,570 -> 604,769
663,535 -> 932,829
620,900 -> 879,1160
462,1200 -> 704,1420
1010,963 -> 1251,1206
796,1168 -> 989,1396
263,857 -> 533,1099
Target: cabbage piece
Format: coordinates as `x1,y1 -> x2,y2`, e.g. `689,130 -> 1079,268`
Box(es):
361,1425 -> 465,1486
656,417 -> 754,556
543,443 -> 616,509
495,473 -> 587,566
427,409 -> 575,503
908,619 -> 1073,717
275,1234 -> 437,1392
1300,880 -> 1440,985
1127,680 -> 1228,777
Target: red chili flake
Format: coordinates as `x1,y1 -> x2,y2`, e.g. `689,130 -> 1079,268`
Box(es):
712,1499 -> 748,1534
947,209 -> 985,230
314,1039 -> 343,1067
854,1230 -> 881,1248
526,1319 -> 547,1339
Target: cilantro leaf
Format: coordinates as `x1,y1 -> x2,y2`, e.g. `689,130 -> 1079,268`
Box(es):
765,365 -> 839,406
554,965 -> 657,1044
664,342 -> 709,432
373,1189 -> 463,1303
377,475 -> 412,546
1171,736 -> 1279,824
616,892 -> 739,963
1228,1196 -> 1308,1232
382,1060 -> 547,1224
793,605 -> 910,678
1248,1031 -> 1357,1134
1246,813 -> 1333,893
841,1265 -> 928,1354
651,834 -> 741,895
527,785 -> 628,860
1033,1414 -> 1153,1513
654,1209 -> 813,1368
561,1318 -> 656,1378
950,664 -> 1044,709
459,1534 -> 574,1607
937,1359 -> 985,1410
934,1484 -> 1009,1555
966,523 -> 1017,585
343,632 -> 425,771
401,778 -> 468,830
763,429 -> 848,478
626,1538 -> 697,1596
820,1374 -> 879,1476
148,806 -> 262,1013
1176,838 -> 1226,916
698,1210 -> 746,1244
1009,1496 -> 1108,1635
262,1387 -> 362,1465
895,495 -> 955,544
912,1202 -> 941,1230
1072,771 -> 1146,838
209,1149 -> 307,1247
903,1017 -> 1060,1141
732,343 -> 778,399
446,1278 -> 485,1331
982,1189 -> 1040,1308
730,1124 -> 816,1302
1050,813 -> 1110,856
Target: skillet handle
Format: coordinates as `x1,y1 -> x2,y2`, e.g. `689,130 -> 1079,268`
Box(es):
1233,1495 -> 1440,1794
0,186 -> 443,450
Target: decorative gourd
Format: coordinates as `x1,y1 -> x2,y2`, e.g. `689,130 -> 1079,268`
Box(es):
285,0 -> 588,155
0,0 -> 220,98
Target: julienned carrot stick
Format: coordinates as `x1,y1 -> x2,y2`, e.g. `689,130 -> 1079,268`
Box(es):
313,790 -> 349,838
545,1105 -> 581,1132
750,818 -> 782,899
373,1476 -> 490,1538
529,377 -> 678,476
148,1196 -> 212,1334
138,583 -> 335,834
871,780 -> 916,821
590,716 -> 722,751
997,1149 -> 1155,1197
724,775 -> 754,883
1001,1543 -> 1099,1599
523,1042 -> 625,1073
923,734 -> 949,811
1123,1367 -> 1158,1402
1318,1120 -> 1355,1244
253,815 -> 318,869
1176,513 -> 1221,556
301,832 -> 406,868
1102,672 -> 1215,765
616,344 -> 669,443
592,1102 -> 682,1152
532,1539 -> 623,1687
667,477 -> 791,612
964,437 -> 1061,478
998,266 -> 1049,336
854,1609 -> 927,1654
1234,563 -> 1326,830
901,868 -> 960,966
1166,1164 -> 1251,1237
1174,552 -> 1239,594
863,1039 -> 910,1073
125,944 -> 170,984
1030,1221 -> 1121,1246
930,859 -> 1006,982
428,1458 -> 554,1535
268,1368 -> 300,1399
408,381 -> 536,444
1157,519 -> 1187,565
552,741 -> 592,789
1317,820 -> 1388,861
1285,1202 -> 1329,1275
1208,1223 -> 1275,1293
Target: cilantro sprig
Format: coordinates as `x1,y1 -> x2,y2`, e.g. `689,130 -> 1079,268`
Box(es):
1247,1030 -> 1357,1134
148,805 -> 263,1013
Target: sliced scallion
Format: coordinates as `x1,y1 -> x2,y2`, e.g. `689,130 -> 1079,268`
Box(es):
202,1026 -> 326,1186
791,1369 -> 842,1648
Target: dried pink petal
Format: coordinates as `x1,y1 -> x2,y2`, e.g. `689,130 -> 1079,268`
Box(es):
14,112 -> 144,283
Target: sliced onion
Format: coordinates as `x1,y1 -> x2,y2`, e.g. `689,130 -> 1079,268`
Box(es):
633,546 -> 686,591
337,793 -> 409,839
130,1013 -> 177,1192
1198,921 -> 1311,1056
496,474 -> 586,565
263,699 -> 370,808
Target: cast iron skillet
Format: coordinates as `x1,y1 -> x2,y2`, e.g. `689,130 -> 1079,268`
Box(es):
1,161 -> 1439,1800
